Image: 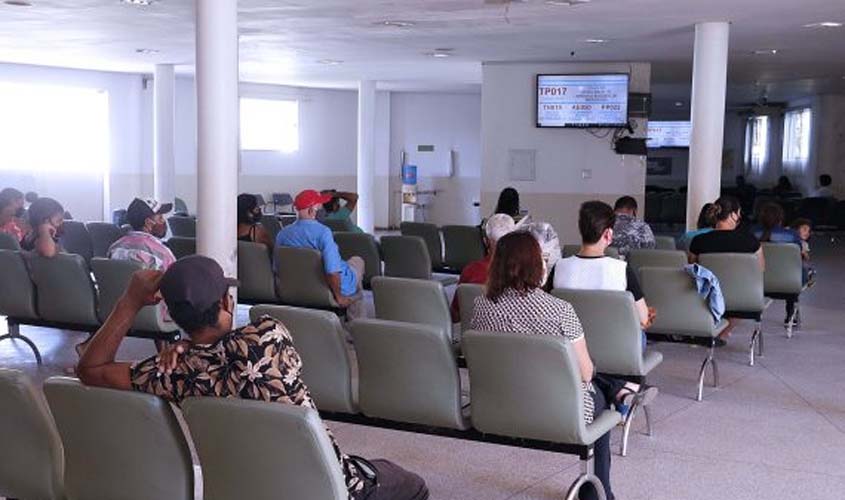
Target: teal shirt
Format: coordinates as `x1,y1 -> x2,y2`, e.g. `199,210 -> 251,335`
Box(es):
325,206 -> 364,233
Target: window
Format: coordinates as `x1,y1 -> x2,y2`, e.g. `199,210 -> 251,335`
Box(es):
0,82 -> 109,172
782,108 -> 812,172
239,98 -> 299,153
744,115 -> 769,176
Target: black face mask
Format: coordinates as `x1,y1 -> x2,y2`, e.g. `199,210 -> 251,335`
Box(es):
14,207 -> 25,218
53,224 -> 65,239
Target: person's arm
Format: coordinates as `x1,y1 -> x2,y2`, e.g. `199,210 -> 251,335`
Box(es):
755,247 -> 765,271
255,224 -> 274,250
35,224 -> 58,258
77,270 -> 163,389
572,337 -> 595,383
339,192 -> 358,212
318,230 -> 351,305
326,272 -> 351,307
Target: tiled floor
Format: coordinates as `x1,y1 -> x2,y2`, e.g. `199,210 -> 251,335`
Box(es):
2,238 -> 844,499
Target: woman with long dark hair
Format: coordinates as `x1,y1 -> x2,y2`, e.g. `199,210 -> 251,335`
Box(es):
237,193 -> 274,250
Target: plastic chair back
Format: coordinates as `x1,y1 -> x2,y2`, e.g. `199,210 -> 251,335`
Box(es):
274,246 -> 338,308
400,221 -> 443,268
320,218 -> 354,233
173,197 -> 189,215
654,235 -> 677,250
0,250 -> 38,320
762,243 -> 803,295
627,249 -> 687,276
260,215 -> 282,242
165,236 -> 196,260
699,253 -> 765,313
442,225 -> 485,271
29,253 -> 99,326
167,216 -> 196,238
86,222 -> 126,258
372,276 -> 452,339
238,241 -> 277,302
640,267 -> 724,338
334,232 -> 382,288
380,235 -> 432,280
59,220 -> 93,262
90,258 -> 173,333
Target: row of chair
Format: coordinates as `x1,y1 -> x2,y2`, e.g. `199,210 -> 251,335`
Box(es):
0,250 -> 180,364
400,221 -> 486,273
0,221 -> 130,262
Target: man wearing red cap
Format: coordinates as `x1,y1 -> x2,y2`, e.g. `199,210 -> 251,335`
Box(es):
275,189 -> 365,315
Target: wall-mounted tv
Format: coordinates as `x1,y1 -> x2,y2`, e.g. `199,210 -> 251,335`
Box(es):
536,74 -> 629,128
646,121 -> 692,148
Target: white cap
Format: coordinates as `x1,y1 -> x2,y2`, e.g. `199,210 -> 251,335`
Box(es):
485,213 -> 516,243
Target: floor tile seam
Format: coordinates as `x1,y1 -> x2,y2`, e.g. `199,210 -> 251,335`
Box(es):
654,447 -> 845,479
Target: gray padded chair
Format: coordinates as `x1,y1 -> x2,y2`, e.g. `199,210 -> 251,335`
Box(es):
400,221 -> 444,270
0,369 -> 65,500
380,235 -> 457,286
0,231 -> 21,250
182,397 -> 348,500
653,235 -> 677,250
249,305 -> 358,414
372,276 -> 454,342
349,319 -> 469,430
58,220 -> 93,262
552,288 -> 663,456
173,197 -> 189,215
699,253 -> 770,366
43,377 -> 194,500
456,283 -> 485,334
626,249 -> 687,277
334,231 -> 382,288
442,224 -> 485,272
320,218 -> 355,232
86,222 -> 126,258
640,267 -> 730,401
29,253 -> 100,327
165,236 -> 196,259
167,215 -> 196,237
463,330 -> 620,499
275,246 -> 351,310
762,243 -> 805,338
260,214 -> 282,242
0,250 -> 42,363
90,258 -> 178,336
238,241 -> 277,303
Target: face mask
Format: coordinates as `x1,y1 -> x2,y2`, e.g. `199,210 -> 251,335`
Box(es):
53,224 -> 64,239
152,221 -> 168,239
14,207 -> 25,218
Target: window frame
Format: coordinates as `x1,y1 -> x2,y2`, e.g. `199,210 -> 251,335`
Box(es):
238,96 -> 300,154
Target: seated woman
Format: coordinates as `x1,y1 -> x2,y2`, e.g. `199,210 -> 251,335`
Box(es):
237,193 -> 274,250
494,186 -> 530,224
21,197 -> 65,258
470,231 -> 656,500
678,203 -> 717,251
0,187 -> 27,243
752,202 -> 801,245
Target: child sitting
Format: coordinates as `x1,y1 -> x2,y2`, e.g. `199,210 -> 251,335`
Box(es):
790,218 -> 816,286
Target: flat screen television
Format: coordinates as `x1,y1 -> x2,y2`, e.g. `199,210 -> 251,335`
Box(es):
647,121 -> 692,148
536,74 -> 629,128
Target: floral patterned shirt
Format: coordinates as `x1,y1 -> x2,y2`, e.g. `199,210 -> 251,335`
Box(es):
130,316 -> 367,499
610,213 -> 655,257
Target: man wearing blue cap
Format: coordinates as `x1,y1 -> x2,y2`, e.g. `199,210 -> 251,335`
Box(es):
77,256 -> 428,500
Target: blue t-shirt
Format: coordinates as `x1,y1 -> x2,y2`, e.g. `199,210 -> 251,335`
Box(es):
751,225 -> 801,245
679,228 -> 713,251
275,219 -> 358,296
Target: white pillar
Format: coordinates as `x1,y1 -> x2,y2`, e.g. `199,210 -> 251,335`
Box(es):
357,80 -> 376,234
195,0 -> 238,279
687,21 -> 730,230
153,63 -> 176,205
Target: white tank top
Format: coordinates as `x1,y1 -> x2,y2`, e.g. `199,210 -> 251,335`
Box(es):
553,255 -> 628,291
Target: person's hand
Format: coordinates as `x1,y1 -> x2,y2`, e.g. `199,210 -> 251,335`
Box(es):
643,307 -> 657,329
335,295 -> 353,308
156,340 -> 190,375
38,223 -> 56,239
123,269 -> 163,310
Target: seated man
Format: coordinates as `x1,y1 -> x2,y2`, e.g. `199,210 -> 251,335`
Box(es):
609,196 -> 655,257
276,189 -> 365,314
449,213 -> 516,322
322,189 -> 364,233
554,201 -> 655,347
76,256 -> 429,500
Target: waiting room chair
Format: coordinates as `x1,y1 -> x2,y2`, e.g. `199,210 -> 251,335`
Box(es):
86,221 -> 127,258
165,236 -> 196,259
167,215 -> 196,238
441,224 -> 485,272
112,208 -> 128,226
334,231 -> 382,289
639,267 -> 730,401
43,377 -> 194,500
29,253 -> 100,328
249,305 -> 358,414
653,235 -> 677,250
90,258 -> 179,337
237,241 -> 277,303
400,221 -> 444,270
0,250 -> 42,363
626,249 -> 687,277
320,218 -> 355,232
456,283 -> 485,334
798,197 -> 836,230
260,214 -> 282,242
372,276 -> 454,343
275,246 -> 352,311
380,235 -> 458,286
182,397 -> 348,500
0,369 -> 65,500
349,318 -> 469,430
463,330 -> 620,499
173,197 -> 189,216
762,243 -> 805,338
59,220 -> 94,262
699,253 -> 770,366
272,192 -> 295,214
0,231 -> 20,250
552,288 -> 663,456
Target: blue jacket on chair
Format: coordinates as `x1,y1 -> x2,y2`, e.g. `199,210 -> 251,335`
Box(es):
684,263 -> 725,323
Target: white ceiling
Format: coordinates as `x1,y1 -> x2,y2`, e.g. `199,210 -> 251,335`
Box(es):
0,0 -> 843,101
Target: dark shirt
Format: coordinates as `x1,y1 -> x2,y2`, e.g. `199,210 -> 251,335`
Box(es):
689,229 -> 761,256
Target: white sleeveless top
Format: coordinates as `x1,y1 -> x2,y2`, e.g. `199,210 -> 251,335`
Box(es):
553,255 -> 628,291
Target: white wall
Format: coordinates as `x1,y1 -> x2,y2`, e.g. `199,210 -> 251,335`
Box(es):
389,92 -> 482,227
481,62 -> 650,243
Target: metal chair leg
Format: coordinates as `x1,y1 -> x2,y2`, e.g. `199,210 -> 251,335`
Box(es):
0,321 -> 42,365
643,404 -> 654,436
749,328 -> 759,366
565,458 -> 607,500
697,342 -> 717,401
619,400 -> 640,457
756,322 -> 764,357
711,355 -> 719,387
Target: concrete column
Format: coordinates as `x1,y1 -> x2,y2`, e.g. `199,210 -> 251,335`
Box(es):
357,80 -> 376,234
195,0 -> 238,279
153,64 -> 176,205
686,21 -> 730,230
